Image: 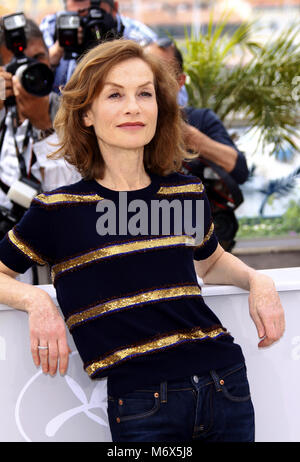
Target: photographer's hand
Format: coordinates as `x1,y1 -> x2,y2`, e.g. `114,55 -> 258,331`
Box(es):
0,67 -> 13,110
48,40 -> 64,67
12,76 -> 52,130
49,27 -> 83,68
182,121 -> 238,173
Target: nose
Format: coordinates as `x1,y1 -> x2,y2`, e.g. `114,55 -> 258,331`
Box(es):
124,95 -> 140,114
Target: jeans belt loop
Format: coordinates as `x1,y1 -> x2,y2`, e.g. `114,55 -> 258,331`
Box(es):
209,369 -> 223,392
160,381 -> 168,403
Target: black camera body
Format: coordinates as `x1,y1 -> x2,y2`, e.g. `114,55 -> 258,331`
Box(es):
3,12 -> 54,105
182,158 -> 244,252
0,175 -> 42,240
56,1 -> 122,59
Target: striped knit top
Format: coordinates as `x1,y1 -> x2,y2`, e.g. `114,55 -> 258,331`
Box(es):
0,172 -> 244,396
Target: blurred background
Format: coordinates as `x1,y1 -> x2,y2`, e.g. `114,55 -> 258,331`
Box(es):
1,0 -> 300,268
0,1 -> 299,36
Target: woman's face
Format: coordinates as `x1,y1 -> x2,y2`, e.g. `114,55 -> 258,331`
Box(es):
83,57 -> 158,154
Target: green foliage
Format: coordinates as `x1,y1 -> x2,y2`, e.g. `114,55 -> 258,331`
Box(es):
237,200 -> 300,238
181,12 -> 300,156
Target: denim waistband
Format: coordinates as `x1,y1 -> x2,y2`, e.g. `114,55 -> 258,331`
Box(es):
128,362 -> 246,395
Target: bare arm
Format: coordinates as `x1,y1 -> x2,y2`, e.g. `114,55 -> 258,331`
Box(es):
0,261 -> 70,375
183,122 -> 238,172
194,244 -> 285,348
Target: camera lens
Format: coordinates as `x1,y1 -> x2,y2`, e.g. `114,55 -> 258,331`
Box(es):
15,62 -> 54,96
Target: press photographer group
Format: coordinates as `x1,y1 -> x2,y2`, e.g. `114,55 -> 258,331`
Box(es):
55,0 -> 122,60
0,12 -> 52,239
0,1 -> 248,268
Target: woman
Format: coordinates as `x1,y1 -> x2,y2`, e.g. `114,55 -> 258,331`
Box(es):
0,39 -> 284,442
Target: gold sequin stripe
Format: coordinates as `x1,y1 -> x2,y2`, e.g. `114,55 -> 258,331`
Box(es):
51,235 -> 195,282
195,222 -> 215,248
66,284 -> 202,330
157,183 -> 204,195
34,193 -> 104,205
85,326 -> 227,377
8,229 -> 46,265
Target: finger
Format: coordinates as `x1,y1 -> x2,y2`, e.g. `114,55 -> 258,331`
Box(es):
279,310 -> 286,337
0,71 -> 13,83
30,337 -> 40,367
58,338 -> 71,375
12,76 -> 21,97
48,340 -> 59,376
5,79 -> 13,91
258,335 -> 277,348
249,306 -> 265,339
38,341 -> 49,374
258,319 -> 281,348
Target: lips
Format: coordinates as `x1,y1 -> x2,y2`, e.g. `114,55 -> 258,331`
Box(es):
117,122 -> 145,127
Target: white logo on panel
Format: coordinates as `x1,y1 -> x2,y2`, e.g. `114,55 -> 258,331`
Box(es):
15,351 -> 109,442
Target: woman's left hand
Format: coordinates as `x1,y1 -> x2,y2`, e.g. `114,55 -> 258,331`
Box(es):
248,273 -> 285,348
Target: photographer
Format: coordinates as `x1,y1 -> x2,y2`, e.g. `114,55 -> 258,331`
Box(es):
40,0 -> 158,93
0,16 -> 80,282
145,39 -> 249,251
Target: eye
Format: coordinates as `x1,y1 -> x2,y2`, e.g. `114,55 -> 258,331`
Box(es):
140,91 -> 153,97
108,92 -> 121,99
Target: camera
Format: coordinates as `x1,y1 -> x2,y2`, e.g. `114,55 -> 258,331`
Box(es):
56,1 -> 123,59
0,176 -> 42,240
3,12 -> 54,106
182,158 -> 244,252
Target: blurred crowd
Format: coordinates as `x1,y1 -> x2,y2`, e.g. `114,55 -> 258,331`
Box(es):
0,0 -> 249,283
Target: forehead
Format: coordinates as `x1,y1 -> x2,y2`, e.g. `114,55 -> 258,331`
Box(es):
66,0 -> 113,13
104,58 -> 154,85
66,0 -> 91,10
24,38 -> 48,57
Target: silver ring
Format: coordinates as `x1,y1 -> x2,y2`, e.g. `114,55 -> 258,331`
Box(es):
37,345 -> 49,350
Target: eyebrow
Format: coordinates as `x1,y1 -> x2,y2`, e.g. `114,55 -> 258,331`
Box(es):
32,52 -> 47,60
103,81 -> 154,88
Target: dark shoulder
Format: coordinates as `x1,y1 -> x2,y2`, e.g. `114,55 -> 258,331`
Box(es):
32,178 -> 103,208
159,171 -> 202,186
185,107 -> 220,129
155,172 -> 204,197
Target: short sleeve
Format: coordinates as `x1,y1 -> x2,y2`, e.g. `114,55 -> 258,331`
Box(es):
193,187 -> 218,261
0,200 -> 53,274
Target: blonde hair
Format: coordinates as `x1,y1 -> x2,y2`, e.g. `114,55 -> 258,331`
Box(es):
51,39 -> 188,179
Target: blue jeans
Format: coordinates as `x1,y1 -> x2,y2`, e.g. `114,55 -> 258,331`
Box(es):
107,362 -> 255,442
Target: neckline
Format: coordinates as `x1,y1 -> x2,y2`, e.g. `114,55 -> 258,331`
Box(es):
88,172 -> 161,200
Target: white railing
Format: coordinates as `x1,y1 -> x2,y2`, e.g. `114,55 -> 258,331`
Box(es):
0,267 -> 299,442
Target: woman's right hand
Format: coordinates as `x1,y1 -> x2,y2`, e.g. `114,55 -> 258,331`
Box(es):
26,289 -> 71,376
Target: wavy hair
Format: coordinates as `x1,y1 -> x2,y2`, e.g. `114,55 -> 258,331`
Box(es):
51,39 -> 189,179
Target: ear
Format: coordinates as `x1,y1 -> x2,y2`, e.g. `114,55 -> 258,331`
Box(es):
178,73 -> 186,89
113,1 -> 119,13
82,110 -> 94,127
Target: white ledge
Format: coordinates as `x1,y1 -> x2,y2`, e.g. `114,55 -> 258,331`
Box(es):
0,267 -> 299,312
200,267 -> 300,296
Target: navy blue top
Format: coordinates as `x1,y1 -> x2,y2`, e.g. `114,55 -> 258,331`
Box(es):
185,107 -> 249,184
0,172 -> 244,396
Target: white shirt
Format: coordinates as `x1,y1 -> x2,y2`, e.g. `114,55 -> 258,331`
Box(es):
0,109 -> 81,210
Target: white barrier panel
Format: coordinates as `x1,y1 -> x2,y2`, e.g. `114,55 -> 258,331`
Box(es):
0,267 -> 299,442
